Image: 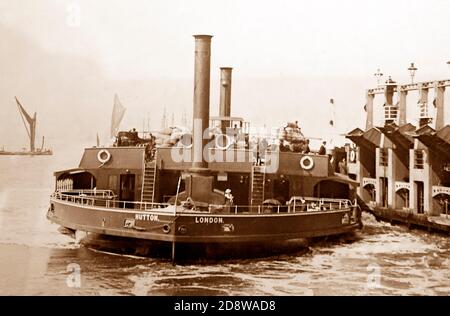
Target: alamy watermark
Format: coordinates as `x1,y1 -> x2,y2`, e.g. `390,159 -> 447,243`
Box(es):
66,263 -> 81,288
170,119 -> 280,173
366,263 -> 381,289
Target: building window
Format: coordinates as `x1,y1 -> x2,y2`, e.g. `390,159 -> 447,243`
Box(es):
419,102 -> 429,118
384,105 -> 398,122
414,150 -> 425,169
379,149 -> 388,166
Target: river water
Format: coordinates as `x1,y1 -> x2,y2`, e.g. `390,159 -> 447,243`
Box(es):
0,153 -> 449,296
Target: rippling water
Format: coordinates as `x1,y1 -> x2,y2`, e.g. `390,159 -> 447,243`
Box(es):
1,153 -> 449,296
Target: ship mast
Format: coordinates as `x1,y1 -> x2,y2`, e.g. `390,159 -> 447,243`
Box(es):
161,106 -> 167,129
329,98 -> 336,148
15,97 -> 36,152
181,110 -> 188,128
41,136 -> 45,151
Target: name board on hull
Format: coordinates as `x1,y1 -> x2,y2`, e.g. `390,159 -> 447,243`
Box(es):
135,213 -> 159,221
195,217 -> 224,224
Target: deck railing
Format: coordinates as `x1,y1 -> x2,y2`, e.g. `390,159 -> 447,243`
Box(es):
51,191 -> 356,216
58,189 -> 117,199
207,197 -> 355,215
287,196 -> 355,213
52,192 -> 173,212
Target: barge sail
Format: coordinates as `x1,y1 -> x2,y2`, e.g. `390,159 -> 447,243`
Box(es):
0,97 -> 52,156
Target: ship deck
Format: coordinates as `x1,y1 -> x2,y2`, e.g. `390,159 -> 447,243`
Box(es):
51,190 -> 357,216
48,190 -> 362,244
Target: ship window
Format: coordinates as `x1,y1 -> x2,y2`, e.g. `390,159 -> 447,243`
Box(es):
108,175 -> 118,190
414,150 -> 424,169
379,149 -> 388,166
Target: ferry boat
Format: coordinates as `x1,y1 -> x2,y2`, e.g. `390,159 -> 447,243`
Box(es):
47,35 -> 362,260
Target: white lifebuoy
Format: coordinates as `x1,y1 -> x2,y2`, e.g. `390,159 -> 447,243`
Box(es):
349,150 -> 356,162
300,156 -> 314,170
97,149 -> 111,164
215,134 -> 234,150
178,134 -> 193,149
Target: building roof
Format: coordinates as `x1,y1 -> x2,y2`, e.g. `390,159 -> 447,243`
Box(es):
346,127 -> 377,150
436,125 -> 450,143
347,125 -> 405,149
413,125 -> 450,160
377,123 -> 415,150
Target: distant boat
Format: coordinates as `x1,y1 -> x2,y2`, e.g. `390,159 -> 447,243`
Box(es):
0,97 -> 53,156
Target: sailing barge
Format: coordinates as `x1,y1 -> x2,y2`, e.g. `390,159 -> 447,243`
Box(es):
47,35 -> 362,259
0,97 -> 52,156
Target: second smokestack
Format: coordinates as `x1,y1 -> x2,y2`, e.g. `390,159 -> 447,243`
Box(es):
219,67 -> 233,117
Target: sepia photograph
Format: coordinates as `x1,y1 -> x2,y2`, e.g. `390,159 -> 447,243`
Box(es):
0,0 -> 449,301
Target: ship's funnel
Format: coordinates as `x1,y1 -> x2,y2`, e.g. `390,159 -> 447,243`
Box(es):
219,67 -> 233,117
192,35 -> 212,170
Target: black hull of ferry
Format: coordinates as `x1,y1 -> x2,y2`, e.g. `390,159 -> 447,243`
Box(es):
74,233 -> 335,260
48,198 -> 361,251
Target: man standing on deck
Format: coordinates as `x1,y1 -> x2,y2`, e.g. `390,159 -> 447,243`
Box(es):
318,141 -> 327,155
258,138 -> 268,165
339,158 -> 348,175
224,189 -> 234,212
302,139 -> 311,154
225,189 -> 234,205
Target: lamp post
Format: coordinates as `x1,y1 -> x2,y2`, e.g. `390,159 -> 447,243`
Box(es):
407,62 -> 418,84
374,68 -> 383,85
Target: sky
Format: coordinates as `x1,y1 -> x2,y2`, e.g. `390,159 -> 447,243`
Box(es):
0,0 -> 449,150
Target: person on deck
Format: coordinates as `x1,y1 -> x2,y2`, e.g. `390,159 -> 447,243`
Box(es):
224,189 -> 234,212
225,189 -> 234,205
258,138 -> 268,165
318,141 -> 327,155
339,158 -> 348,175
302,139 -> 311,154
255,140 -> 261,165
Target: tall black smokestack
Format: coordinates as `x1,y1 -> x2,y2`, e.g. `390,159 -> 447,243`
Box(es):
219,67 -> 233,117
192,35 -> 212,170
